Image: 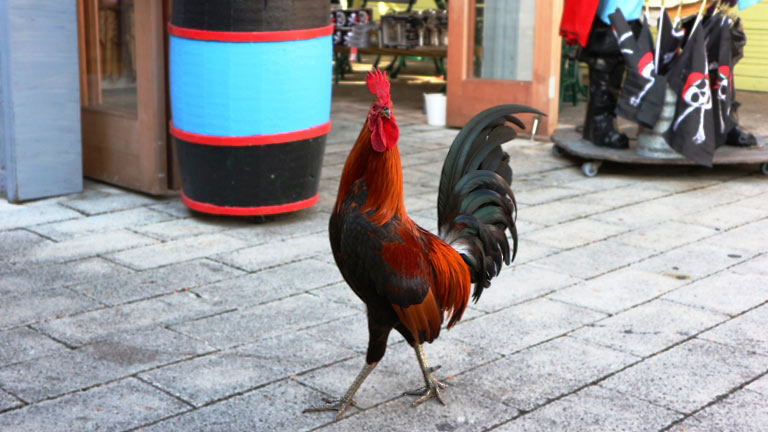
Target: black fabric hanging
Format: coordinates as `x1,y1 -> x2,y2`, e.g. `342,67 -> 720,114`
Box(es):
664,24 -> 716,167
657,9 -> 684,75
707,13 -> 737,147
609,10 -> 666,128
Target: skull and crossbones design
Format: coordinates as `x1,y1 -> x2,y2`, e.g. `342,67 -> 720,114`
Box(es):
629,52 -> 656,107
673,71 -> 712,144
713,65 -> 731,131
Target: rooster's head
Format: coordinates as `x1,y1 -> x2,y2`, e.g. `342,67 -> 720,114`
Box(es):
366,68 -> 399,152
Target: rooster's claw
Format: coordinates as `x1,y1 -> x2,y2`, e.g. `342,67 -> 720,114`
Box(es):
303,397 -> 358,421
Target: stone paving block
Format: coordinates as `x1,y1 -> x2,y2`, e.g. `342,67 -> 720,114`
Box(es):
0,390 -> 22,413
601,338 -> 768,413
303,312 -> 400,354
569,299 -> 727,357
321,384 -> 515,431
223,211 -> 331,246
297,338 -> 500,410
518,199 -> 609,227
471,264 -> 581,313
141,380 -> 329,432
731,253 -> 768,276
309,281 -> 366,312
217,233 -> 332,272
70,259 -> 244,306
576,184 -> 670,208
140,330 -> 358,407
460,337 -> 637,411
1,288 -> 101,330
170,294 -> 358,349
107,233 -> 248,270
18,229 -> 156,264
534,240 -> 655,280
0,205 -> 81,231
736,193 -> 768,211
195,258 -> 343,309
590,200 -> 690,228
134,214 -> 243,241
498,385 -> 681,431
445,298 -> 606,356
516,186 -> 585,206
0,257 -> 133,296
746,373 -> 768,396
525,218 -> 628,250
29,207 -> 171,241
35,292 -> 229,346
548,268 -> 686,314
632,242 -> 747,282
0,328 -> 211,402
0,378 -> 189,432
60,189 -> 161,215
512,240 -> 560,265
678,204 -> 767,231
702,219 -> 768,256
677,387 -> 768,432
0,230 -> 50,258
149,199 -> 193,218
662,271 -> 768,316
611,221 -> 717,252
701,305 -> 768,356
0,327 -> 67,366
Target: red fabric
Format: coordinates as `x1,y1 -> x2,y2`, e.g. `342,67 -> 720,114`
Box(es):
559,0 -> 601,47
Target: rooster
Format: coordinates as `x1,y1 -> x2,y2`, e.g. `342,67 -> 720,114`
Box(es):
305,69 -> 542,420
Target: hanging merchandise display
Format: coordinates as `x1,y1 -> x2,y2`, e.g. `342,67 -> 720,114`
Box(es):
553,0 -> 767,176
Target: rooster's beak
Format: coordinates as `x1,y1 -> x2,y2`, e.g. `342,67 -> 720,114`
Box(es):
382,108 -> 391,119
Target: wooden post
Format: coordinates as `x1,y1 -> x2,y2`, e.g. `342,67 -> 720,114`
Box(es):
0,0 -> 83,202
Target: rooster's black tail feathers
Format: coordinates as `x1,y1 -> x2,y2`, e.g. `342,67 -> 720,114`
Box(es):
437,105 -> 543,302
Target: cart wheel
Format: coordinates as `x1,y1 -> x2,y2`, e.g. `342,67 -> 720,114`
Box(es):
581,161 -> 601,177
761,163 -> 768,176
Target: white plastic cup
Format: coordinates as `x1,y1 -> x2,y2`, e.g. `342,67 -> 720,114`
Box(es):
423,93 -> 447,127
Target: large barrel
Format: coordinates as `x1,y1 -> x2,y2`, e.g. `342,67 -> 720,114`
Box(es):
169,0 -> 332,215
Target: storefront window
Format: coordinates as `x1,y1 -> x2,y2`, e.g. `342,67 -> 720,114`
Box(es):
473,0 -> 536,81
81,0 -> 137,113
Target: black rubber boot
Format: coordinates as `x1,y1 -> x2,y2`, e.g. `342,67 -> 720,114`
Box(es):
580,20 -> 630,149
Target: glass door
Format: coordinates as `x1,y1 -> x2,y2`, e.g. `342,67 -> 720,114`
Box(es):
77,0 -> 169,194
446,0 -> 561,135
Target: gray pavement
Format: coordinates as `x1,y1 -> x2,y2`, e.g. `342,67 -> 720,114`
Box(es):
1,93 -> 768,431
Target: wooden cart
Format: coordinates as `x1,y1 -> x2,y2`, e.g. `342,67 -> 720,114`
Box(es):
552,129 -> 768,177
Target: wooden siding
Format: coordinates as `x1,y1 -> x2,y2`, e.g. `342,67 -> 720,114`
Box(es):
736,1 -> 768,92
0,0 -> 83,202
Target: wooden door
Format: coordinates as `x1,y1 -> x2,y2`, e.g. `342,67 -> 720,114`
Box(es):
77,0 -> 169,195
446,0 -> 562,135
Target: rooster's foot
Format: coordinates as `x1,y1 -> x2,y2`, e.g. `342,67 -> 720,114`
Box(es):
303,397 -> 358,421
404,371 -> 448,406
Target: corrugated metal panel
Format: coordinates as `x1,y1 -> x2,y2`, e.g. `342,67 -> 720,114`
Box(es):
736,1 -> 768,91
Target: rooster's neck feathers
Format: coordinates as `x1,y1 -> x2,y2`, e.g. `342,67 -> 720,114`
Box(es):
335,119 -> 405,225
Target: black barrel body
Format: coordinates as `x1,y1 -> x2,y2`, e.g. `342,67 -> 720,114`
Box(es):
169,0 -> 331,215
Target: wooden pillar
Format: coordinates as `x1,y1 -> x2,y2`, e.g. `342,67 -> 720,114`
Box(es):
0,0 -> 83,202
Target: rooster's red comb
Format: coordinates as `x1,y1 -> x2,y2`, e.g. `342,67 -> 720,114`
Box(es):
366,68 -> 390,103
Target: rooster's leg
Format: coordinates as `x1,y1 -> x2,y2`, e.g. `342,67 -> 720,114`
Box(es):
303,361 -> 377,421
404,344 -> 448,406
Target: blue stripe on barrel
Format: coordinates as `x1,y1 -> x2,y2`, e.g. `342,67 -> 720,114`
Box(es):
169,34 -> 332,137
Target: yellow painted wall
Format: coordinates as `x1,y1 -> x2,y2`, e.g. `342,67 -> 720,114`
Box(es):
737,1 -> 768,92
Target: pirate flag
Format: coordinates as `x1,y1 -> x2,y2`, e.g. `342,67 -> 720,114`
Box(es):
609,10 -> 666,128
707,13 -> 737,147
656,9 -> 685,75
665,24 -> 715,167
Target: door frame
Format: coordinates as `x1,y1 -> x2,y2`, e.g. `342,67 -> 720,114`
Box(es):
446,0 -> 562,136
77,0 -> 169,195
